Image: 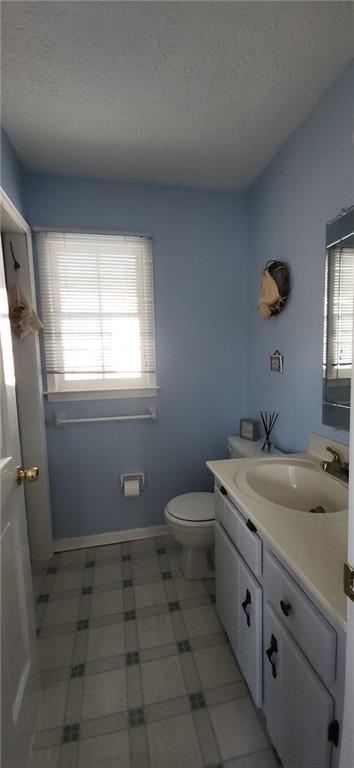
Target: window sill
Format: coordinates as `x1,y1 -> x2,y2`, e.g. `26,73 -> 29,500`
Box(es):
44,388 -> 159,402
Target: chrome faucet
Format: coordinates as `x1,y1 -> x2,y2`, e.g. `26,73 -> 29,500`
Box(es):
320,447 -> 349,482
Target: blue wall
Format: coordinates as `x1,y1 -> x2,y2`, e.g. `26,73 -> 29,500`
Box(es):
247,63 -> 354,453
0,128 -> 26,216
25,176 -> 248,537
3,62 -> 353,539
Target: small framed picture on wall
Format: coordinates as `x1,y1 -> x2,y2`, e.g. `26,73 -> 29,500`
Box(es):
240,419 -> 259,441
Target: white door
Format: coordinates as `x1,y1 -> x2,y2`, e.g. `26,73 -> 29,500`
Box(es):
1,246 -> 39,767
215,522 -> 263,706
264,603 -> 334,768
2,231 -> 53,562
339,315 -> 354,768
215,521 -> 239,653
238,554 -> 263,706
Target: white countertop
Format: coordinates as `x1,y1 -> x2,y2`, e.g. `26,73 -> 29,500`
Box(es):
207,454 -> 348,630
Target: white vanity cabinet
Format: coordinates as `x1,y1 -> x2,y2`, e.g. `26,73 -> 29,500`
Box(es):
215,496 -> 263,705
264,603 -> 335,768
213,483 -> 343,768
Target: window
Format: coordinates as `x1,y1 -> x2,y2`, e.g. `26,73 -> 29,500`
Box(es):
37,231 -> 157,397
323,206 -> 354,430
323,244 -> 354,379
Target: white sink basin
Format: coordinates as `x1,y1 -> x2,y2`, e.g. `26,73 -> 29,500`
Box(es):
233,458 -> 348,513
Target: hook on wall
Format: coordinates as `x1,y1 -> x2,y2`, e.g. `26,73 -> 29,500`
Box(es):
10,241 -> 21,271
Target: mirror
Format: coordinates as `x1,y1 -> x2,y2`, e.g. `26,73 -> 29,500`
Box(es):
323,206 -> 354,430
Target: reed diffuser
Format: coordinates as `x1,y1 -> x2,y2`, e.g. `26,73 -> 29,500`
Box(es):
260,411 -> 278,453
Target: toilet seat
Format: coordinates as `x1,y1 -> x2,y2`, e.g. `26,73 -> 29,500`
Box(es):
166,492 -> 214,523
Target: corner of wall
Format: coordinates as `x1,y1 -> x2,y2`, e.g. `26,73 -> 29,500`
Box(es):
1,127 -> 27,218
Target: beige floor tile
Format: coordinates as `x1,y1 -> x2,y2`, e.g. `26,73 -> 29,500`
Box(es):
225,749 -> 279,768
82,668 -> 127,720
137,613 -> 174,649
129,723 -> 150,768
134,581 -> 167,609
131,539 -> 155,556
87,623 -> 125,661
29,745 -> 61,768
147,712 -> 203,768
90,590 -> 123,618
132,555 -> 160,579
94,563 -> 122,585
42,598 -> 80,627
52,569 -> 83,593
194,643 -> 241,689
167,552 -> 181,571
60,741 -> 78,767
32,573 -> 45,599
60,550 -> 87,566
38,633 -> 75,671
182,604 -> 221,638
95,543 -> 122,561
209,697 -> 268,761
141,655 -> 186,705
36,682 -> 68,730
78,730 -> 130,768
174,577 -> 207,601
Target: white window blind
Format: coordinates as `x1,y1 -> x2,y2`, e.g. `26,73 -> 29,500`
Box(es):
324,245 -> 354,378
37,231 -> 157,394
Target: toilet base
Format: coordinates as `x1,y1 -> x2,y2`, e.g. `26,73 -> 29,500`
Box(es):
180,545 -> 215,580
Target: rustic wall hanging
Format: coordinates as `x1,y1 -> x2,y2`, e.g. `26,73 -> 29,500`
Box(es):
257,260 -> 291,318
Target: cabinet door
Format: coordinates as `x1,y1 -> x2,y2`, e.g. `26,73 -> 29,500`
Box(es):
215,522 -> 263,706
264,603 -> 334,768
215,522 -> 239,654
237,556 -> 263,706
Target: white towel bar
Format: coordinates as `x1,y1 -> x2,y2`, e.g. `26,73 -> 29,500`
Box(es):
55,407 -> 157,426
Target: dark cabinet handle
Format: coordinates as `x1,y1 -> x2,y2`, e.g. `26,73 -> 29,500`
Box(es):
220,486 -> 227,496
241,589 -> 251,627
280,600 -> 291,617
266,633 -> 278,679
246,519 -> 257,533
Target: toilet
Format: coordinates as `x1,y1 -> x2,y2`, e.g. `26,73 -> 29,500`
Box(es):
165,435 -> 282,580
164,492 -> 215,580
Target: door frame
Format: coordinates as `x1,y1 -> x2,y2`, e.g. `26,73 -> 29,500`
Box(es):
0,186 -> 53,562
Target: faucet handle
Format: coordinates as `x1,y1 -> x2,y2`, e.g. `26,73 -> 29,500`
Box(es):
326,446 -> 342,463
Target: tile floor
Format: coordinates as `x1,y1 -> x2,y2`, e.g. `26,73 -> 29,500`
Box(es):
30,535 -> 278,768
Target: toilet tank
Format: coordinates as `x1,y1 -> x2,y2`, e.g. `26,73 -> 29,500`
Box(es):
227,435 -> 283,458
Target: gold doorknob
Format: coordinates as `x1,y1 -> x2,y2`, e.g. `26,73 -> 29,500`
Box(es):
17,466 -> 39,485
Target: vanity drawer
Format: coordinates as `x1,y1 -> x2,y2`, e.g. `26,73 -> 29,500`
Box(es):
264,551 -> 336,683
215,487 -> 262,578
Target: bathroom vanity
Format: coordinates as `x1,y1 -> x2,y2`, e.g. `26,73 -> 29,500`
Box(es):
207,435 -> 348,768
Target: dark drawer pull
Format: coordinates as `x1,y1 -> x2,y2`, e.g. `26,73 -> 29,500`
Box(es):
241,588 -> 251,627
266,633 -> 278,679
246,519 -> 257,533
280,600 -> 291,617
220,486 -> 228,496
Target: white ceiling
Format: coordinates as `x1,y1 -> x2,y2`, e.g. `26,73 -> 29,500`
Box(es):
1,1 -> 353,190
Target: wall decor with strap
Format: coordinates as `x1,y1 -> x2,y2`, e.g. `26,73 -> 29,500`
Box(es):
257,260 -> 291,318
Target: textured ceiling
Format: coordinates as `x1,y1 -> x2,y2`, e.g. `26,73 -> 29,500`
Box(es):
1,1 -> 353,190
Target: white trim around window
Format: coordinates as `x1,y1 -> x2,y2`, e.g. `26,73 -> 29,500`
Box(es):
37,230 -> 158,400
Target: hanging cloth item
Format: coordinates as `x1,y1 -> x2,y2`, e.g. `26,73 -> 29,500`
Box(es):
7,283 -> 43,339
257,269 -> 281,318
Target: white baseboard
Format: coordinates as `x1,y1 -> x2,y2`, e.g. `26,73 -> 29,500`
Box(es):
54,524 -> 169,552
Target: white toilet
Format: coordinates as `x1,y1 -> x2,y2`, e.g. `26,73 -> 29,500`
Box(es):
164,492 -> 215,580
165,436 -> 282,580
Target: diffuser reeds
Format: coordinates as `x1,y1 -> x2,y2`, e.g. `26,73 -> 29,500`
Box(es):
260,411 -> 278,453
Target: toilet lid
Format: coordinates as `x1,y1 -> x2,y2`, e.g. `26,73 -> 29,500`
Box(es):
166,493 -> 215,522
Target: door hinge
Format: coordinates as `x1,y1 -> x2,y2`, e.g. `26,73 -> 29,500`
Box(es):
328,720 -> 339,747
344,562 -> 354,601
